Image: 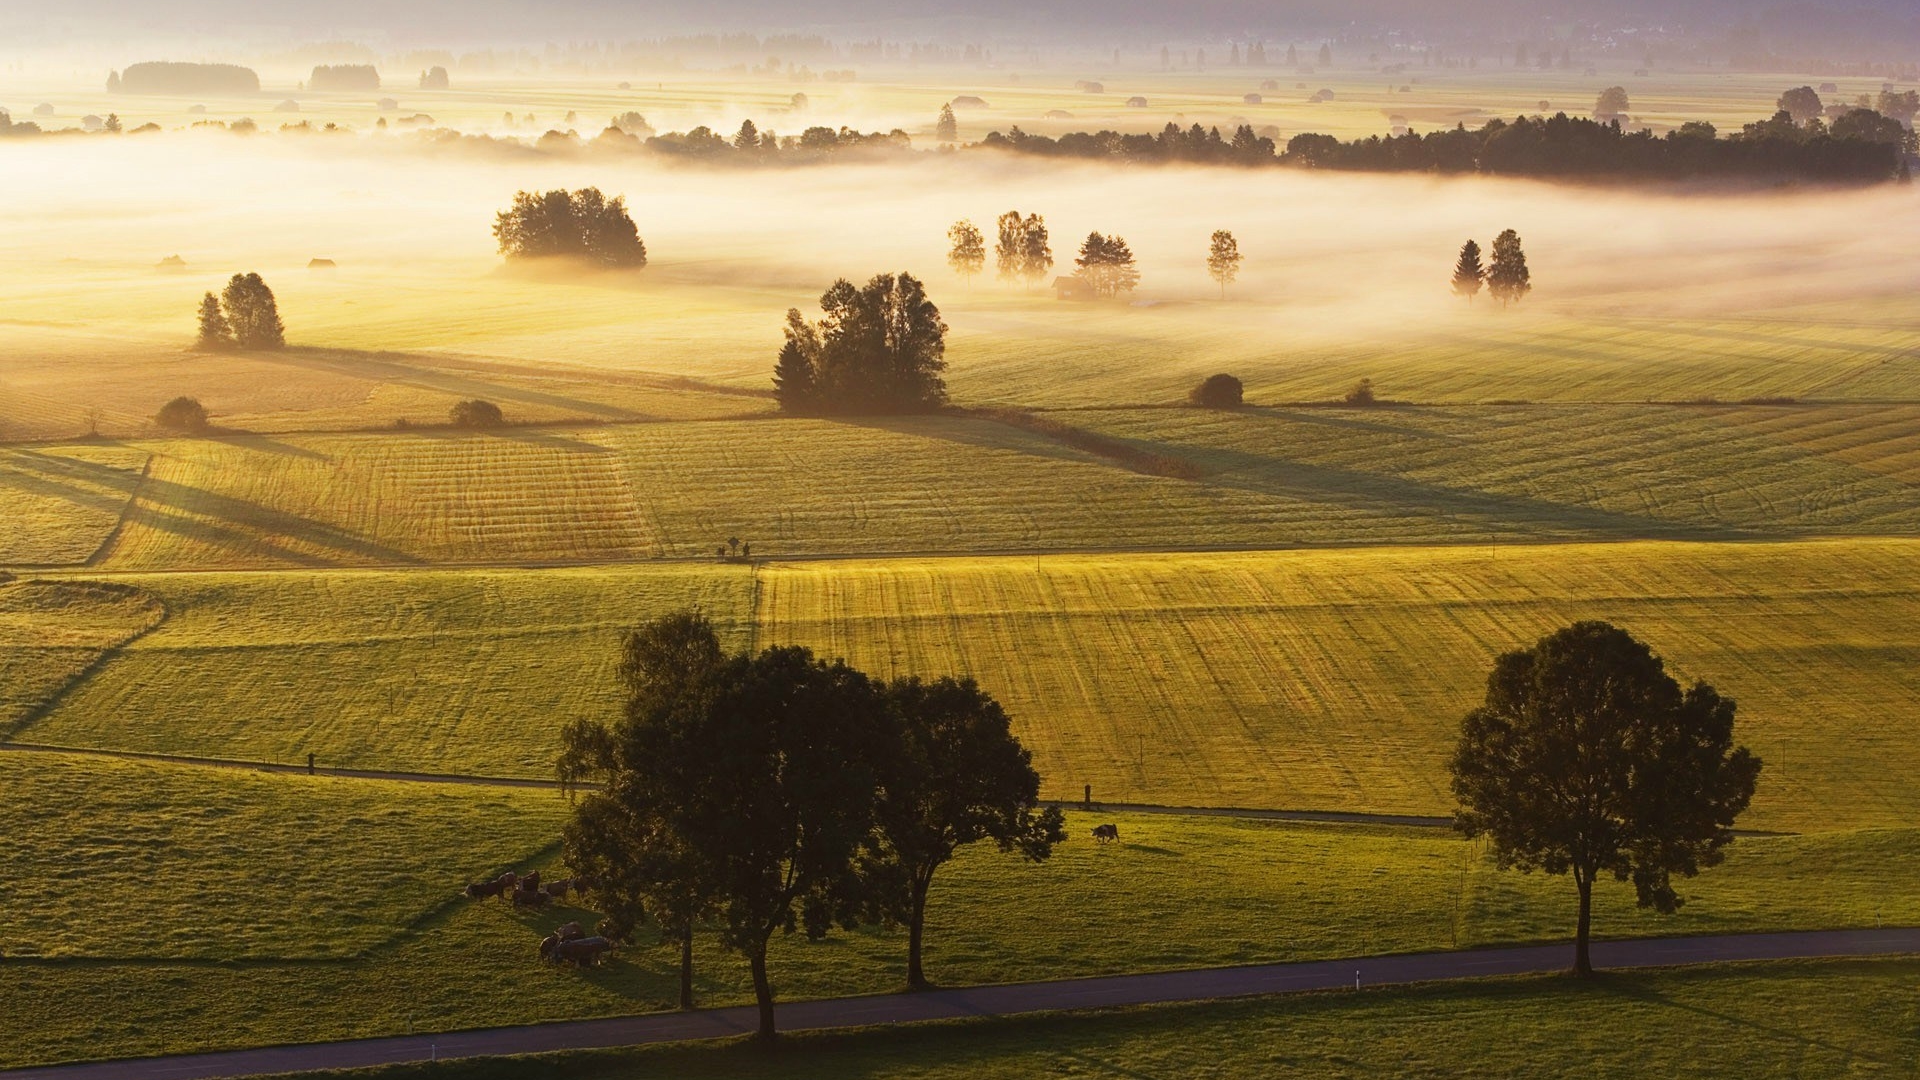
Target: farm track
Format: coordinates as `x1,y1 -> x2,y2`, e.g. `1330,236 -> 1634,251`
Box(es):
0,741 -> 1469,829
3,928 -> 1913,1080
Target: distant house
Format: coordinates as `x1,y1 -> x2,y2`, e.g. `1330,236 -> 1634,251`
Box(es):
1243,93 -> 1263,104
1126,96 -> 1148,108
1053,276 -> 1097,301
949,95 -> 989,110
1077,81 -> 1105,93
378,97 -> 398,110
1043,109 -> 1074,119
155,255 -> 188,272
274,99 -> 301,112
308,258 -> 337,271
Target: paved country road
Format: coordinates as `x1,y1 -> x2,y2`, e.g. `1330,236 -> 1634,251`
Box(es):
4,928 -> 1915,1080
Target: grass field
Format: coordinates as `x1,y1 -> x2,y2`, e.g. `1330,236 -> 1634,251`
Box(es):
10,402 -> 1920,569
5,539 -> 1917,829
293,957 -> 1920,1080
0,577 -> 163,735
4,749 -> 1918,1068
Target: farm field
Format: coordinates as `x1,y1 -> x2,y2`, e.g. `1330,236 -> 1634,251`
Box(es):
297,957 -> 1920,1080
3,749 -> 1918,1068
11,402 -> 1920,570
0,577 -> 163,733
5,538 -> 1917,830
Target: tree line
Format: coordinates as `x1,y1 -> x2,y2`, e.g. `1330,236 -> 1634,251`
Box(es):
559,611 -> 1063,1041
980,108 -> 1913,183
195,273 -> 285,350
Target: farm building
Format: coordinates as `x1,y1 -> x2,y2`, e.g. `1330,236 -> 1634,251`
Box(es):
1243,93 -> 1263,104
949,95 -> 988,109
308,258 -> 337,271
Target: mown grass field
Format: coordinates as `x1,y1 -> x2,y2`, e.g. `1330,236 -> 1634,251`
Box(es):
0,577 -> 163,734
296,958 -> 1920,1080
7,539 -> 1918,830
10,402 -> 1920,569
3,750 -> 1918,1068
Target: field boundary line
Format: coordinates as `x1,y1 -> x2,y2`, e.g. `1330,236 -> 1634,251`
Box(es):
81,453 -> 154,568
2,929 -> 1913,1079
0,595 -> 169,742
0,743 -> 1548,828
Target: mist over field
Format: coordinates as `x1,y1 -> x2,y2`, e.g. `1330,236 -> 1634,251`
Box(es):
5,133 -> 1916,365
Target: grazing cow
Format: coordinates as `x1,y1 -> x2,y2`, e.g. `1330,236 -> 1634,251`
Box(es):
463,872 -> 516,900
1091,823 -> 1120,844
548,936 -> 614,968
521,870 -> 541,892
542,878 -> 573,900
553,921 -> 585,943
512,883 -> 550,909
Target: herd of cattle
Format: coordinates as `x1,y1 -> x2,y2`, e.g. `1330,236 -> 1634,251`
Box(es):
466,826 -> 1123,969
462,869 -> 615,967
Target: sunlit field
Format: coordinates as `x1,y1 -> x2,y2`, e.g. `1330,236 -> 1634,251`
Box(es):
3,749 -> 1916,1068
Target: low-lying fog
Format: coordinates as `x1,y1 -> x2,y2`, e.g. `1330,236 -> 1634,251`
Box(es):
3,132 -> 1917,357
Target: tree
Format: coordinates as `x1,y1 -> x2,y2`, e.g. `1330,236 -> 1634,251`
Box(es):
1778,86 -> 1824,126
1486,229 -> 1531,307
947,220 -> 986,286
863,677 -> 1064,989
155,396 -> 209,432
493,188 -> 647,268
420,66 -> 450,90
449,399 -> 505,428
103,112 -> 122,134
560,612 -> 728,1011
1876,89 -> 1919,126
220,273 -> 285,349
1594,86 -> 1630,122
1317,42 -> 1332,66
732,119 -> 761,151
994,211 -> 1052,289
1189,373 -> 1243,408
1206,230 -> 1242,298
935,103 -> 957,142
1073,232 -> 1140,298
106,70 -> 122,93
772,273 -> 948,415
1450,621 -> 1761,976
195,292 -> 233,349
1450,239 -> 1485,302
1344,377 -> 1376,405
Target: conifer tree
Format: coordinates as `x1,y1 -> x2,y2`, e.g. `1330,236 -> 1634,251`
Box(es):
1074,232 -> 1140,298
935,103 -> 957,142
1206,229 -> 1242,298
1487,229 -> 1532,307
732,118 -> 761,151
195,291 -> 233,349
772,308 -> 820,413
1451,239 -> 1485,302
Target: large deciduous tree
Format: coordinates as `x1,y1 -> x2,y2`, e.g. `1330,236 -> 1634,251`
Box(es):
493,187 -> 647,268
1593,86 -> 1630,122
863,676 -> 1064,989
1206,230 -> 1242,298
220,273 -> 285,349
994,211 -> 1053,288
1073,232 -> 1141,298
1449,621 -> 1761,976
1486,229 -> 1531,307
947,220 -> 986,286
1450,239 -> 1485,301
771,272 -> 948,415
1778,86 -> 1824,126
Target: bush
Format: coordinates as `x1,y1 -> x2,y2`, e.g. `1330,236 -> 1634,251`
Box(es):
1189,373 -> 1244,408
449,399 -> 505,428
1343,378 -> 1376,406
155,396 -> 209,432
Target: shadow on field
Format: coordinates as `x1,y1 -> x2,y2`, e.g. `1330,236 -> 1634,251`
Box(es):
116,462 -> 424,567
0,449 -> 143,518
1596,966 -> 1902,1066
265,347 -> 652,422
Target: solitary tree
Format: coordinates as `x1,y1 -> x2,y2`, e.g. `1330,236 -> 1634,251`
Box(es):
863,677 -> 1064,989
1778,86 -> 1824,125
1450,239 -> 1485,302
1206,230 -> 1242,298
155,396 -> 209,432
947,220 -> 986,286
1073,232 -> 1141,298
935,103 -> 958,142
195,292 -> 233,349
221,273 -> 285,348
1450,621 -> 1761,976
1189,373 -> 1244,408
1594,86 -> 1630,121
1486,229 -> 1531,307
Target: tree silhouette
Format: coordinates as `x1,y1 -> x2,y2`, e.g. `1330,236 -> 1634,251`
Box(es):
494,188 -> 647,268
155,396 -> 209,432
1073,232 -> 1140,298
1450,621 -> 1760,975
732,119 -> 761,151
994,211 -> 1052,289
1778,86 -> 1824,125
935,103 -> 958,142
947,220 -> 986,286
449,399 -> 505,428
863,676 -> 1064,989
1189,373 -> 1243,408
220,273 -> 284,349
1206,230 -> 1242,298
774,274 -> 948,414
1594,86 -> 1630,121
1487,229 -> 1531,307
195,292 -> 233,349
1451,239 -> 1485,301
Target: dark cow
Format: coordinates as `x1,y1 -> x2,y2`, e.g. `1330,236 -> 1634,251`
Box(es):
511,880 -> 550,909
1091,823 -> 1120,844
552,921 -> 586,943
546,936 -> 614,968
463,871 -> 517,900
542,878 -> 574,900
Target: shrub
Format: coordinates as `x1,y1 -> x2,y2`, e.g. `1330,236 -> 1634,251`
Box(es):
1343,378 -> 1377,406
155,396 -> 209,432
1189,373 -> 1244,408
449,399 -> 505,428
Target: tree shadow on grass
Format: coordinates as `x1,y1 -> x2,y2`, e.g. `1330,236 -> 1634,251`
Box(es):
1594,965 -> 1904,1067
